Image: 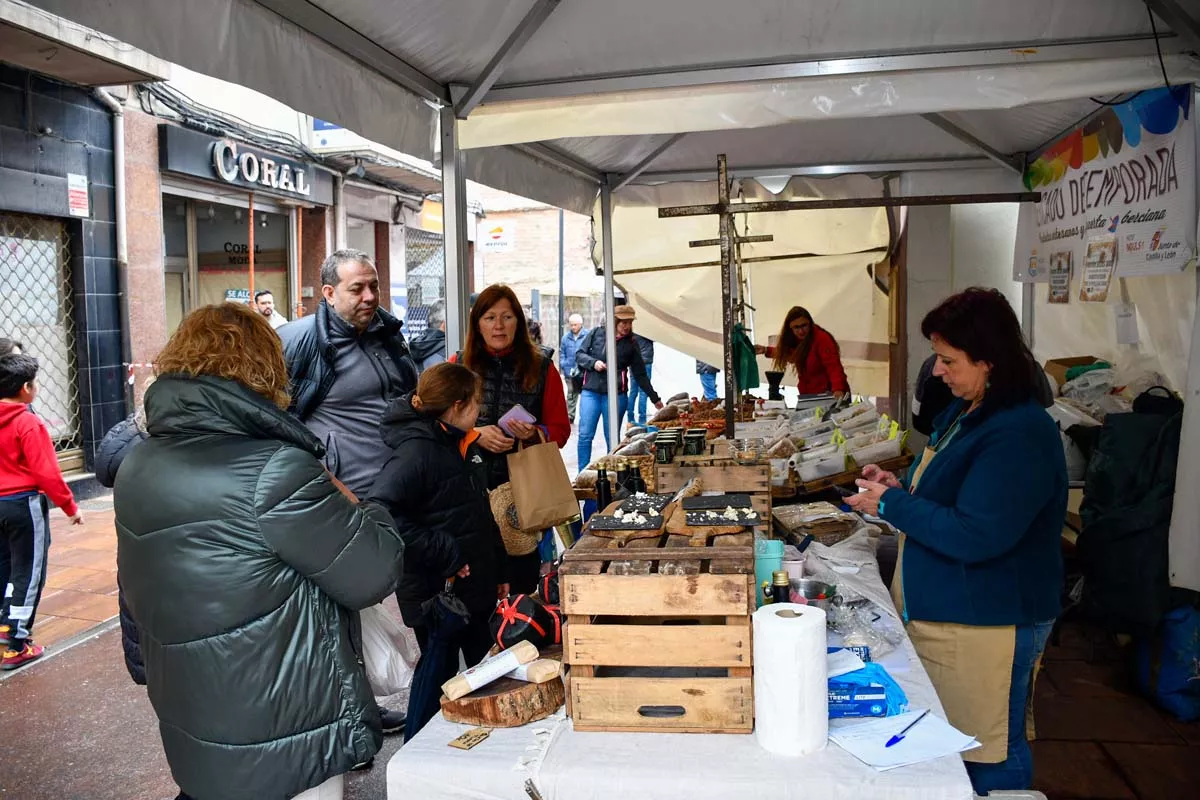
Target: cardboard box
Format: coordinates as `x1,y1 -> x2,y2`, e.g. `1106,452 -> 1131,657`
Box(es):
1044,356 -> 1101,388
828,684 -> 889,718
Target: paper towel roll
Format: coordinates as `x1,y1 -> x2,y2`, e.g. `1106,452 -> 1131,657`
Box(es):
753,603 -> 828,756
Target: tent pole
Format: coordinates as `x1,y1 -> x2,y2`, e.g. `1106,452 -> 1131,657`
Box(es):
441,106 -> 470,354
718,155 -> 736,437
600,178 -> 620,455
1022,282 -> 1035,349
558,208 -> 565,350
248,191 -> 256,301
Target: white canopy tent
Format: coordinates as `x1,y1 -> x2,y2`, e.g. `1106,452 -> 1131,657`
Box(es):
25,0 -> 1200,591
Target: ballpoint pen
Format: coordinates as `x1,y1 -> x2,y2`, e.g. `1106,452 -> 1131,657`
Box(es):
885,709 -> 931,747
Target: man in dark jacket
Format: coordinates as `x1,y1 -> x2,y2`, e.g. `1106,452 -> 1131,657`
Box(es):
696,360 -> 720,401
94,412 -> 150,685
278,248 -> 415,736
628,333 -> 656,426
574,305 -> 663,468
278,249 -> 418,499
559,314 -> 588,423
408,300 -> 447,373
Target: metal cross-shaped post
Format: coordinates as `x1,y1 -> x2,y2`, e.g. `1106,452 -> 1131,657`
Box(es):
716,155 -> 737,437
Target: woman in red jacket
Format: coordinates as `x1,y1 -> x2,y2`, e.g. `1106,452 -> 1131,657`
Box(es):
453,284 -> 570,595
756,306 -> 849,400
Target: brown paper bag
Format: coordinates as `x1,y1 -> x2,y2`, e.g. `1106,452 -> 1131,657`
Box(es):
507,440 -> 578,531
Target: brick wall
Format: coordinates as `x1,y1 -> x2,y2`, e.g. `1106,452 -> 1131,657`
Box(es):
477,207 -> 599,305
373,220 -> 390,308
123,108 -> 167,405
299,207 -> 327,317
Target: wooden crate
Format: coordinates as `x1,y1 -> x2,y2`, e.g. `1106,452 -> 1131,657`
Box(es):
655,462 -> 772,536
560,515 -> 755,734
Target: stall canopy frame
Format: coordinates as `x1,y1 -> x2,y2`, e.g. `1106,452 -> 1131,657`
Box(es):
28,0 -> 1200,417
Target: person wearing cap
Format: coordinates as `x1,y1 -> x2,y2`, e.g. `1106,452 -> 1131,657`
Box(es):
574,305 -> 663,470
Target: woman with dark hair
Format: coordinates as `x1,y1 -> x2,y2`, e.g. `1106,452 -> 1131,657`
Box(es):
453,285 -> 570,592
114,303 -> 404,800
369,362 -> 508,740
847,287 -> 1067,795
755,306 -> 849,399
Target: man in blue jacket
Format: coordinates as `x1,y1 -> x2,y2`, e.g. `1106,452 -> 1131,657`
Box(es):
628,334 -> 656,426
559,313 -> 588,424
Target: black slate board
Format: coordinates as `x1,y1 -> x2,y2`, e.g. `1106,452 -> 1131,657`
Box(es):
619,494 -> 673,515
682,494 -> 753,511
588,514 -> 665,531
685,510 -> 761,527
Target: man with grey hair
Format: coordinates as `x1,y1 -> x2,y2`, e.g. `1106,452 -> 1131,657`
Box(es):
277,248 -> 416,739
408,299 -> 447,372
559,313 -> 588,424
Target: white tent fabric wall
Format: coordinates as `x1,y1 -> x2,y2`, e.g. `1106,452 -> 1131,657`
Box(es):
1170,271 -> 1200,594
597,176 -> 893,396
463,145 -> 597,217
1033,273 -> 1196,392
458,57 -> 1200,150
29,0 -> 439,160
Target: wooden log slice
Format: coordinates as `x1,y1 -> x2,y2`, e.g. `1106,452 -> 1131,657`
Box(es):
440,676 -> 566,728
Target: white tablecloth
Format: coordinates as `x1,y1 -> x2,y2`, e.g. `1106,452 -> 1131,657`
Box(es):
388,531 -> 975,800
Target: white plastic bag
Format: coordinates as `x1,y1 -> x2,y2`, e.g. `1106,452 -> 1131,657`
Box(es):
360,603 -> 420,696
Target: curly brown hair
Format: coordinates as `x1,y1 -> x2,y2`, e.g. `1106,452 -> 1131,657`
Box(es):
155,303 -> 291,409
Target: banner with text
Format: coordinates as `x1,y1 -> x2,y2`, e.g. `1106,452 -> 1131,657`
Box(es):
1014,86 -> 1196,282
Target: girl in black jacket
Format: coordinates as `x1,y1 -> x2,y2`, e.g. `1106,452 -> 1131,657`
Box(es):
369,362 -> 509,740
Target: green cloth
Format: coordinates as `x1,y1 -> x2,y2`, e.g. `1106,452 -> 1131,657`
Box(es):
1064,361 -> 1112,383
732,323 -> 760,392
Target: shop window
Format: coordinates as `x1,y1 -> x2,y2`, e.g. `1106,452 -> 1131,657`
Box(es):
0,212 -> 81,456
162,196 -> 293,331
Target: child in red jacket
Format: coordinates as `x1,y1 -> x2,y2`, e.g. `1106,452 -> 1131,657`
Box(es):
0,353 -> 83,670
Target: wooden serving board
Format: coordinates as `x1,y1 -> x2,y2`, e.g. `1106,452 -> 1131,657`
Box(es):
440,676 -> 565,728
586,501 -> 667,542
664,502 -> 742,537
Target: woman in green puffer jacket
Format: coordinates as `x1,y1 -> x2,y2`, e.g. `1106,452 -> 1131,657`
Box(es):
114,303 -> 404,800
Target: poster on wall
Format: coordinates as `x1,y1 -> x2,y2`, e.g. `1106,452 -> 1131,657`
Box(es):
1048,251 -> 1072,303
1014,86 -> 1196,282
1080,237 -> 1117,302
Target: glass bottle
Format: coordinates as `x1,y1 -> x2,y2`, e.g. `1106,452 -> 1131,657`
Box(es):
596,467 -> 613,511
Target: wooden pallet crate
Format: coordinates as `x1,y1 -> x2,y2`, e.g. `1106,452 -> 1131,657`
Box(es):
560,514 -> 755,734
655,462 -> 772,536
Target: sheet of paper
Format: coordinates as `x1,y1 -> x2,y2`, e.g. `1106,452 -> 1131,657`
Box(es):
1048,250 -> 1072,304
829,709 -> 979,771
827,649 -> 867,678
1114,303 -> 1140,345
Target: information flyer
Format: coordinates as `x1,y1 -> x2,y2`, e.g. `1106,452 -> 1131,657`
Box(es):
1049,251 -> 1072,304
1080,238 -> 1117,303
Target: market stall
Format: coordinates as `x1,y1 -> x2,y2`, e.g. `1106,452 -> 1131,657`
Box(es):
387,527 -> 976,800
